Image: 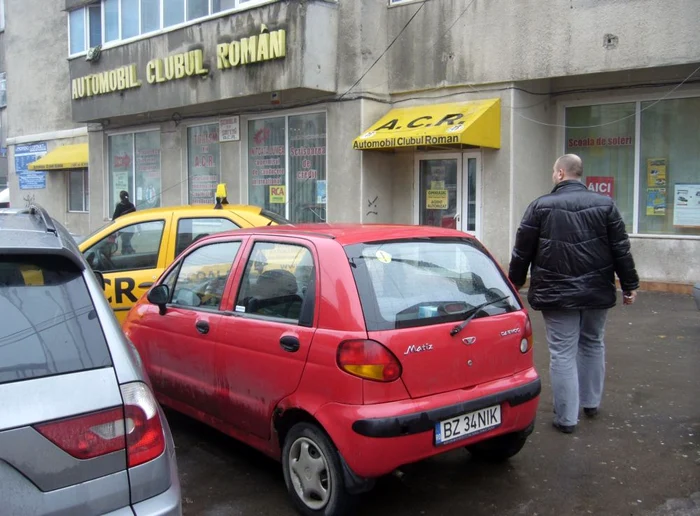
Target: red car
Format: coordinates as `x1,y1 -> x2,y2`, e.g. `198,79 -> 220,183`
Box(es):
124,224 -> 540,516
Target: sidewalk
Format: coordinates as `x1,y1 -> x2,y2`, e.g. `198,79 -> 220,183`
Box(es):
525,291 -> 700,516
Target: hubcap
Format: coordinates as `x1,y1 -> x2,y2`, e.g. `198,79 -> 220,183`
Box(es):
288,436 -> 331,510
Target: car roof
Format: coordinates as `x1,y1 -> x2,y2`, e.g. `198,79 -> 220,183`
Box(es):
119,204 -> 264,218
200,223 -> 476,246
0,206 -> 84,266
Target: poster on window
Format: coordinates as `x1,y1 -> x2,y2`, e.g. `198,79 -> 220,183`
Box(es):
647,158 -> 667,187
673,184 -> 700,227
188,124 -> 220,205
646,188 -> 666,216
248,117 -> 286,216
109,134 -> 134,207
289,113 -> 327,223
135,132 -> 161,209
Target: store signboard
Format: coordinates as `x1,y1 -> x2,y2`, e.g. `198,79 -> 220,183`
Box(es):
585,176 -> 614,198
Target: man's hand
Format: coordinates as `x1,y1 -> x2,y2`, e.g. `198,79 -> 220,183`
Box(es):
623,290 -> 637,305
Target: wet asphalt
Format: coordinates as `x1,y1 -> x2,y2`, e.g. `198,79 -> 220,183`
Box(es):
167,291 -> 700,516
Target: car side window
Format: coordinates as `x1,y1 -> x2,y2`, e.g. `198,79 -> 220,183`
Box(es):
170,242 -> 241,309
84,220 -> 165,273
175,217 -> 239,258
235,242 -> 316,324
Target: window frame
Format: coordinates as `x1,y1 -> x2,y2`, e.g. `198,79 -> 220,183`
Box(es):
246,109 -> 328,222
232,239 -> 317,327
67,0 -> 278,58
558,90 -> 700,240
168,240 -> 243,313
68,168 -> 90,213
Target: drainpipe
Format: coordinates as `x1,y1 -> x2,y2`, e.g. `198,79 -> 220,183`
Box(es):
693,282 -> 700,310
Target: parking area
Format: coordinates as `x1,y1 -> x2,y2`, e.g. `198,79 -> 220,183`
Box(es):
169,291 -> 700,516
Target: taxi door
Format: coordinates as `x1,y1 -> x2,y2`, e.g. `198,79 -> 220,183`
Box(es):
166,209 -> 245,264
81,214 -> 173,323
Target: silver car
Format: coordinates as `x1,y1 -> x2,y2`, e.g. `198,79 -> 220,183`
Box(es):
0,205 -> 181,515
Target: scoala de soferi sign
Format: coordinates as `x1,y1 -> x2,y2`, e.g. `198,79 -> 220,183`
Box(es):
71,25 -> 286,100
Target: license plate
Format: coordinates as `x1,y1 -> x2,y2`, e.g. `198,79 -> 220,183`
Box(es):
434,405 -> 501,445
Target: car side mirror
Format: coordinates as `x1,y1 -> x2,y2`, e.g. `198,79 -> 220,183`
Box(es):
93,270 -> 105,290
147,285 -> 170,315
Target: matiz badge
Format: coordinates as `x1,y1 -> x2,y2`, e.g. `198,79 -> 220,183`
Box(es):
404,343 -> 433,355
462,336 -> 477,345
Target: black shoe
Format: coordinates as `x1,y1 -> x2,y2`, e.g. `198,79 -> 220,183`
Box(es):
552,422 -> 576,434
583,407 -> 599,418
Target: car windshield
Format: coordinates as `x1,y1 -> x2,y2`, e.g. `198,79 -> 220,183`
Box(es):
0,255 -> 112,384
345,238 -> 521,331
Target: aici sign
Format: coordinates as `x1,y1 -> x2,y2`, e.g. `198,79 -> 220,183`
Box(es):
585,176 -> 615,198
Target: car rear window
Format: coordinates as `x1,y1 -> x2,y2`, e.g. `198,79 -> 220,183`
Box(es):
0,255 -> 112,385
345,239 -> 521,331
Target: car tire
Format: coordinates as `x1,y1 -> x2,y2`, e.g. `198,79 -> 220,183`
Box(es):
282,422 -> 357,516
467,430 -> 529,463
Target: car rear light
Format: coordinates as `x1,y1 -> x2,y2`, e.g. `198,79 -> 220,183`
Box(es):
35,407 -> 126,460
121,382 -> 166,468
337,339 -> 402,382
521,313 -> 534,353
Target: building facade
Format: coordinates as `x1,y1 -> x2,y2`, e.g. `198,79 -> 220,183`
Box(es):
6,0 -> 700,288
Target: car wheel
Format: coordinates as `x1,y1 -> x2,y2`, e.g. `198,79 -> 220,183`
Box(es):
467,430 -> 529,463
282,423 -> 357,516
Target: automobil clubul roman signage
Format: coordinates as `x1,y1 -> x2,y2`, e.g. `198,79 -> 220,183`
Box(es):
71,25 -> 286,100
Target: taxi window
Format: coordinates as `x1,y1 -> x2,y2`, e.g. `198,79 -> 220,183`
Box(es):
175,217 -> 238,258
235,242 -> 315,325
84,220 -> 165,273
170,242 -> 241,309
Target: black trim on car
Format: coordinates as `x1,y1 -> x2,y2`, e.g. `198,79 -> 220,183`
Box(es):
351,378 -> 541,438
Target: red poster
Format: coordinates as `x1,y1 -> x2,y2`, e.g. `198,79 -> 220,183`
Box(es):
586,176 -> 615,198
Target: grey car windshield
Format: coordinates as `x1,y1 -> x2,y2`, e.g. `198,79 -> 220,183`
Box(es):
345,239 -> 521,331
0,256 -> 112,384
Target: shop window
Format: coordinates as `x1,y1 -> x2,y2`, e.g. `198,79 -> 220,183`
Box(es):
188,124 -> 221,205
639,97 -> 700,236
247,113 -> 327,223
108,131 -> 162,216
68,170 -> 89,213
565,99 -> 700,237
565,103 -> 636,233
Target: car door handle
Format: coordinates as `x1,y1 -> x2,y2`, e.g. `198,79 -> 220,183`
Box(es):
195,320 -> 210,335
138,282 -> 154,288
280,335 -> 300,353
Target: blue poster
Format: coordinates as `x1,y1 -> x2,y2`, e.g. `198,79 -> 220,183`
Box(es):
15,142 -> 47,190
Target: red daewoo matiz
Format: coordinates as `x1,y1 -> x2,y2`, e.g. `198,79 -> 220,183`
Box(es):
124,224 -> 540,516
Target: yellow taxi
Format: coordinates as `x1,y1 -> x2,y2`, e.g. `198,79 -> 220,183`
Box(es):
79,187 -> 290,323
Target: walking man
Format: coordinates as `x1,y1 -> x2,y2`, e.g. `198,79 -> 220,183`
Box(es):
508,154 -> 639,434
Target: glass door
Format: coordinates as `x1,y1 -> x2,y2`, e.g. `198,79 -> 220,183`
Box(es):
415,152 -> 481,236
416,154 -> 461,229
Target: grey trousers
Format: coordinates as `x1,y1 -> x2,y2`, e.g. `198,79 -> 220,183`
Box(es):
542,309 -> 609,426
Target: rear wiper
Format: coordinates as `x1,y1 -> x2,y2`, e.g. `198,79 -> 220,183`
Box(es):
449,296 -> 510,336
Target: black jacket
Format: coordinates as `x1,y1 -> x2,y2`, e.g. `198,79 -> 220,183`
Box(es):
112,200 -> 136,220
508,180 -> 639,311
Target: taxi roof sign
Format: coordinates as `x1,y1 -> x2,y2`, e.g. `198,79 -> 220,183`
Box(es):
214,183 -> 228,209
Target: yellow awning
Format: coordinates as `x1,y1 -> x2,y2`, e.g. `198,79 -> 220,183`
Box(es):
352,99 -> 501,150
28,143 -> 88,170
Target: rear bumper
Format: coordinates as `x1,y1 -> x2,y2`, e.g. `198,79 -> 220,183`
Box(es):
314,367 -> 540,478
132,476 -> 181,516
